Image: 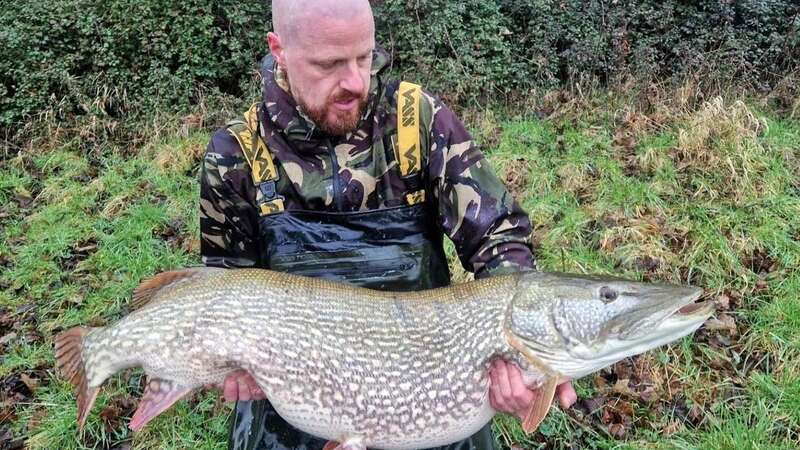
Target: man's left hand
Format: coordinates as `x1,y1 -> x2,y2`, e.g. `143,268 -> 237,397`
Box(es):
488,359 -> 577,421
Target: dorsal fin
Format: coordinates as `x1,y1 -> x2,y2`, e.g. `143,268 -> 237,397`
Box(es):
131,267 -> 224,310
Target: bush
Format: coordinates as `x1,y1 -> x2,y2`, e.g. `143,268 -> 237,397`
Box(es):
1,0 -> 798,134
375,0 -> 800,98
0,1 -> 266,127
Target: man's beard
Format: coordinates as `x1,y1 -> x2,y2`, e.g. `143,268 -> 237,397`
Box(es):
285,73 -> 368,136
299,90 -> 367,136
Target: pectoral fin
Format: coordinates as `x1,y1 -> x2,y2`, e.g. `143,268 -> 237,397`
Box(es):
521,377 -> 558,434
129,378 -> 191,431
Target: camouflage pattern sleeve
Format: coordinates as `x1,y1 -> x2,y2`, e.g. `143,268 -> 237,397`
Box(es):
425,100 -> 536,279
199,129 -> 262,268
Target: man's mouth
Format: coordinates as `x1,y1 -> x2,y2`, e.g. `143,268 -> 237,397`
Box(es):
332,97 -> 359,111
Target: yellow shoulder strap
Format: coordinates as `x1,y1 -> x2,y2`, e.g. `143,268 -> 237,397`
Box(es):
226,103 -> 284,215
397,81 -> 425,205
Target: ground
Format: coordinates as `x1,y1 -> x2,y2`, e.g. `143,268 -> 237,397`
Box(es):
1,83 -> 799,449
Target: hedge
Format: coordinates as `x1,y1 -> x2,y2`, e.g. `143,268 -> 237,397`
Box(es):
1,0 -> 798,130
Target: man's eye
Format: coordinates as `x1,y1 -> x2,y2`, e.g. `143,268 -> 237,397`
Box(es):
317,62 -> 336,70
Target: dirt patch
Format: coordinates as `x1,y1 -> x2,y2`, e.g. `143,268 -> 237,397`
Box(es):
0,308 -> 13,337
155,218 -> 199,254
59,239 -> 99,272
0,303 -> 43,355
561,352 -> 724,441
0,368 -> 46,438
740,248 -> 779,276
0,427 -> 25,450
99,395 -> 137,433
612,129 -> 640,178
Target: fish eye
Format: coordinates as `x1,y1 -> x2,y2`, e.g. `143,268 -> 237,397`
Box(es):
598,286 -> 618,303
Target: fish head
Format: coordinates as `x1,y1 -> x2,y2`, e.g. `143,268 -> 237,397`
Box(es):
507,271 -> 713,379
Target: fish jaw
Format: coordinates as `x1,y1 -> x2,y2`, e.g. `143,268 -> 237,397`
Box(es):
562,297 -> 714,378
507,272 -> 714,380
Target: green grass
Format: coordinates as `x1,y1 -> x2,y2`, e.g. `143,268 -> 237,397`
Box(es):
2,92 -> 798,449
1,134 -> 210,448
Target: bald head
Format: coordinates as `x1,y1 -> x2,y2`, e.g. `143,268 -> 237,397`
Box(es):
272,0 -> 374,46
267,0 -> 376,135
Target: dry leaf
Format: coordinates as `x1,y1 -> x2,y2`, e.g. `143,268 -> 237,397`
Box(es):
18,374 -> 38,393
612,379 -> 637,397
704,314 -> 737,335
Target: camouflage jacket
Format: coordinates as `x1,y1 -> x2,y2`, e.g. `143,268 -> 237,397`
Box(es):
199,48 -> 535,278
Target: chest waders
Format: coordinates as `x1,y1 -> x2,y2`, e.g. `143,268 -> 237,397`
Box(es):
224,84 -> 497,450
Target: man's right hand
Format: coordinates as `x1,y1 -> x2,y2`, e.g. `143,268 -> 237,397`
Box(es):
221,369 -> 267,402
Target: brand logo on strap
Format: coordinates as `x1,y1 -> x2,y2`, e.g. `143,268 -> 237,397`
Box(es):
401,88 -> 416,127
397,82 -> 422,176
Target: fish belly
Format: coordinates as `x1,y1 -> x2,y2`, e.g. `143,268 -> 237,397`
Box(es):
270,399 -> 495,450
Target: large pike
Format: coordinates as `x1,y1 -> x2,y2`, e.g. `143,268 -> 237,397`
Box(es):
55,268 -> 712,449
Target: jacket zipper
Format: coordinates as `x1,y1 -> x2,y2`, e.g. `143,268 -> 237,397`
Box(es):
327,139 -> 344,211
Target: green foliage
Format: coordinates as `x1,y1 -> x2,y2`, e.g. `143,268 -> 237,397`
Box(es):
376,0 -> 800,99
0,1 -> 266,126
2,1 -> 799,137
2,89 -> 799,448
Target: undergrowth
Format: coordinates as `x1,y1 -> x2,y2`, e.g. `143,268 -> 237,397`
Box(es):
1,81 -> 798,449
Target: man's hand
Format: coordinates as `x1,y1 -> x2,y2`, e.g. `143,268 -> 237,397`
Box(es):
488,360 -> 577,420
219,369 -> 267,402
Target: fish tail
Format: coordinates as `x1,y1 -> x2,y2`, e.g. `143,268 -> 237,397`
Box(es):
54,326 -> 100,431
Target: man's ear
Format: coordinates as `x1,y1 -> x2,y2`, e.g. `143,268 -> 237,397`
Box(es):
267,32 -> 286,68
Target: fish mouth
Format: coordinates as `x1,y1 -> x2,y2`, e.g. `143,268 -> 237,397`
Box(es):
658,286 -> 713,324
600,286 -> 713,360
617,285 -> 708,340
650,290 -> 715,335
676,301 -> 713,315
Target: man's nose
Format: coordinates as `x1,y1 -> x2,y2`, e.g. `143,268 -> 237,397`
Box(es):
339,60 -> 365,95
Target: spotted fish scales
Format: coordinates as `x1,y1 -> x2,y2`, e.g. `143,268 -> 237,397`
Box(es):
55,267 -> 713,449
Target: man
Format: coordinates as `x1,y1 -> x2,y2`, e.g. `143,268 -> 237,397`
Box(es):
199,1 -> 576,449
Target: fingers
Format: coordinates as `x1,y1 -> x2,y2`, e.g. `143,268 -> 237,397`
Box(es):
489,360 -> 511,413
237,376 -> 252,401
489,360 -> 534,417
243,372 -> 267,400
223,374 -> 239,402
220,370 -> 266,402
506,362 -> 534,414
488,360 -> 504,411
556,381 -> 577,409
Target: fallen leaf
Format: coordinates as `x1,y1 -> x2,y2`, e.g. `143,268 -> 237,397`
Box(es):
704,314 -> 737,335
612,379 -> 637,397
13,189 -> 33,208
639,385 -> 659,403
715,294 -> 731,310
601,407 -> 614,424
18,374 -> 38,393
616,400 -> 635,417
608,422 -> 627,438
593,373 -> 608,388
578,395 -> 606,416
